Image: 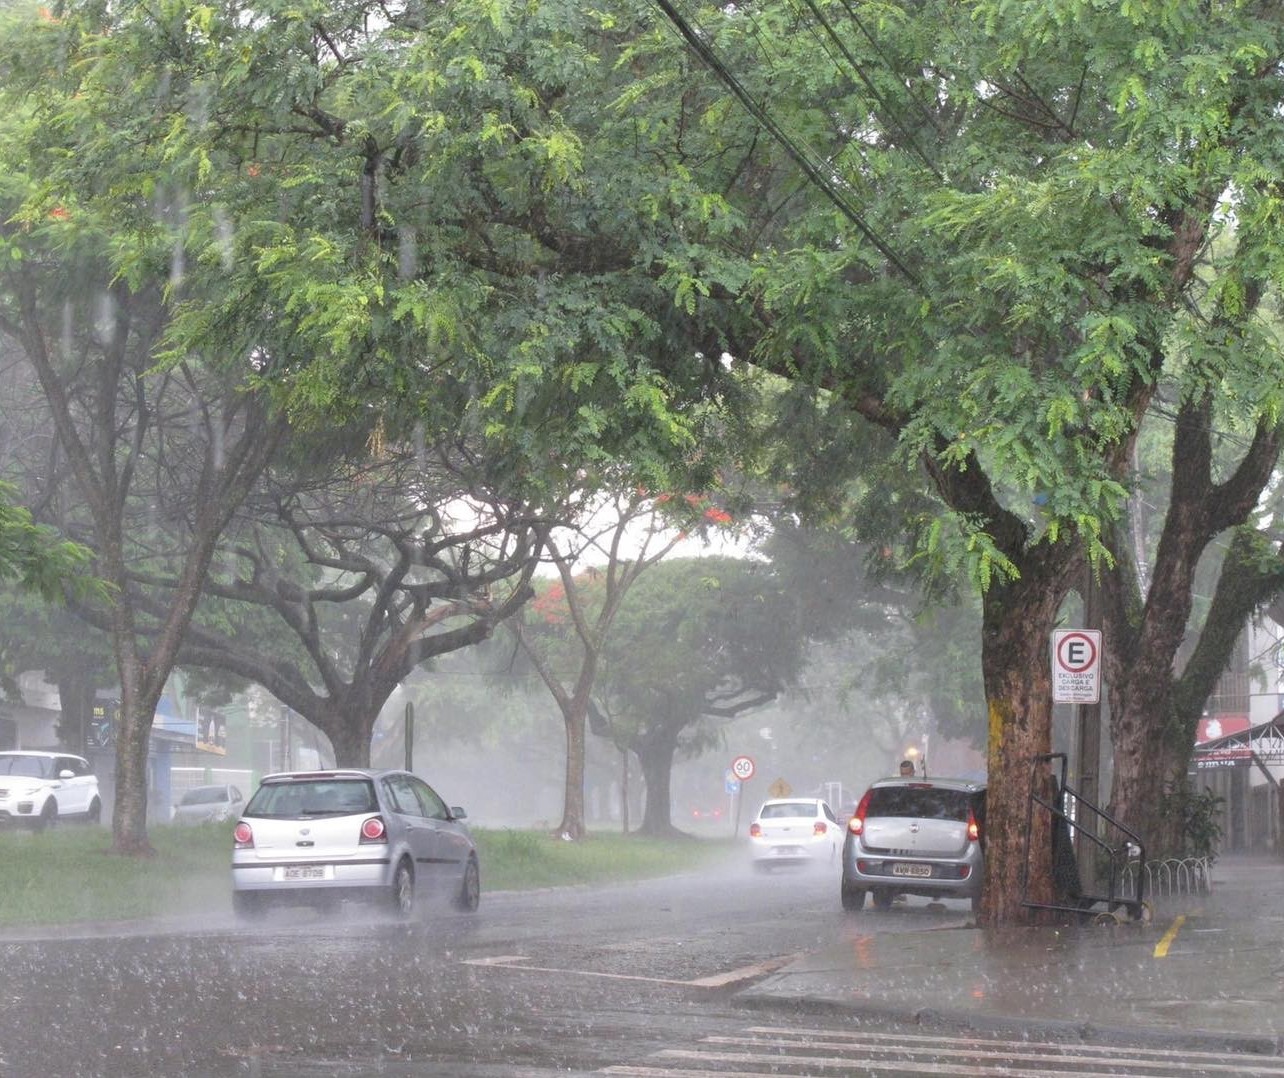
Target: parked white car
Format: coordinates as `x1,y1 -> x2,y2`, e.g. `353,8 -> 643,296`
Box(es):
0,751 -> 101,830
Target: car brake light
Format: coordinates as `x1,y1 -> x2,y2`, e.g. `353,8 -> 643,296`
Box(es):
967,809 -> 981,842
233,821 -> 253,847
360,816 -> 387,843
848,789 -> 873,836
748,822 -> 762,838
814,821 -> 827,835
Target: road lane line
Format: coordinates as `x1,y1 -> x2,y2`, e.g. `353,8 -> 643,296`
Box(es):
684,954 -> 799,987
462,953 -> 799,988
745,1027 -> 1284,1066
1154,914 -> 1186,958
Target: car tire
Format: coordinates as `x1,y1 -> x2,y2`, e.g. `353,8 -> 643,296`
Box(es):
971,893 -> 982,916
454,855 -> 481,912
389,858 -> 415,918
233,891 -> 266,920
871,887 -> 894,911
86,797 -> 102,825
841,881 -> 866,912
32,799 -> 57,832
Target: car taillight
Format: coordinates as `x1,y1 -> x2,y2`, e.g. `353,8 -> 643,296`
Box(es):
360,816 -> 387,843
847,789 -> 873,836
748,822 -> 762,838
967,809 -> 981,842
233,821 -> 253,848
814,821 -> 828,835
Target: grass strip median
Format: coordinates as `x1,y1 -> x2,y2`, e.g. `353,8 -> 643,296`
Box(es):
0,824 -> 738,927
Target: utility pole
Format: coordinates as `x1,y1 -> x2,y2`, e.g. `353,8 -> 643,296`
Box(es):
404,701 -> 414,772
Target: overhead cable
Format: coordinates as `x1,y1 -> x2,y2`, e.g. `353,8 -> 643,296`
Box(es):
650,0 -> 922,288
796,0 -> 941,179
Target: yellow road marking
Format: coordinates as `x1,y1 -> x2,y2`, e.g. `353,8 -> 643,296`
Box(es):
1153,913 -> 1186,958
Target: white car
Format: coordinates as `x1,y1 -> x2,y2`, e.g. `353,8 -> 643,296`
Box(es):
0,751 -> 102,830
748,797 -> 841,871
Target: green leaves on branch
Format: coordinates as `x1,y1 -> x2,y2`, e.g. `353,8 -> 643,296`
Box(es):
0,483 -> 108,605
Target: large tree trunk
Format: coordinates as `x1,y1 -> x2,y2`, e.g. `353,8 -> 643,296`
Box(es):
1099,385 -> 1283,857
1105,524 -> 1284,857
978,555 -> 1076,925
326,716 -> 374,768
635,731 -> 680,837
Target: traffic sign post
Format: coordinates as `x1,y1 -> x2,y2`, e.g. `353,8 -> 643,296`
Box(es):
731,755 -> 755,835
1052,629 -> 1101,704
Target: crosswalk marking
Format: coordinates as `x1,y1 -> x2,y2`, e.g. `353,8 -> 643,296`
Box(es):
599,1023 -> 1284,1077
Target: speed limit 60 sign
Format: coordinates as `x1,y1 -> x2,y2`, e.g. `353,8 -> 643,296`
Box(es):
730,755 -> 756,782
1052,629 -> 1101,704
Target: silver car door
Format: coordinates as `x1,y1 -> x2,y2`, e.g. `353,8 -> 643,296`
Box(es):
410,777 -> 470,891
382,775 -> 440,887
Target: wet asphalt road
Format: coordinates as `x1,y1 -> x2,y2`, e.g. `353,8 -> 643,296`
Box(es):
0,854 -> 972,1077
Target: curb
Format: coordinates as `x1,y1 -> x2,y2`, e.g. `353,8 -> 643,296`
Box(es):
733,989 -> 1284,1057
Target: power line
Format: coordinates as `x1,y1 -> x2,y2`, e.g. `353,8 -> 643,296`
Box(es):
794,0 -> 941,179
650,0 -> 922,288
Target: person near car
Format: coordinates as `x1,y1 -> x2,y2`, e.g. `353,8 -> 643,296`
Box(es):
899,759 -> 915,777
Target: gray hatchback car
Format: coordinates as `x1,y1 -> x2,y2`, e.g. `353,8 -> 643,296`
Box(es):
841,777 -> 986,913
231,768 -> 480,919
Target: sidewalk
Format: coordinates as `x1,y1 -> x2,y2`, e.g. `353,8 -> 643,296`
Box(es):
738,855 -> 1284,1055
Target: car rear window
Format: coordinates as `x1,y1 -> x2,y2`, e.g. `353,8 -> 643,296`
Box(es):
759,802 -> 816,819
246,779 -> 377,818
866,786 -> 975,822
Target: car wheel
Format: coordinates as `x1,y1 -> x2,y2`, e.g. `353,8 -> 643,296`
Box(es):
454,855 -> 481,912
841,881 -> 866,912
32,800 -> 57,832
233,891 -> 267,921
871,887 -> 894,911
86,797 -> 102,825
389,858 -> 415,918
971,893 -> 982,916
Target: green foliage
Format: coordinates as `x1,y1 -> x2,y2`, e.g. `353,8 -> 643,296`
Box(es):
1162,781 -> 1225,863
0,482 -> 105,605
595,555 -> 804,759
0,0 -> 744,504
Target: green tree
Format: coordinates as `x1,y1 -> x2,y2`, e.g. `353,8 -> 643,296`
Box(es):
642,0 -> 1284,920
0,18 -> 288,852
596,556 -> 804,836
0,0 -> 732,849
511,488 -> 711,838
172,439 -> 539,765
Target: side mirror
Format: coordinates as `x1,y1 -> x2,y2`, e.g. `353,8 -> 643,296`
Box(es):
58,769 -> 75,780
450,806 -> 468,820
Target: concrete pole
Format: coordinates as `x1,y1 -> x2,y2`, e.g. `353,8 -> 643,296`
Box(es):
404,701 -> 414,773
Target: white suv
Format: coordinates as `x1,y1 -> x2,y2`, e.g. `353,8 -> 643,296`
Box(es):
0,751 -> 102,830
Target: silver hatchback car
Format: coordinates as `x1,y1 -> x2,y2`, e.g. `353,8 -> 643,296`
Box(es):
231,769 -> 480,919
841,777 -> 986,913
